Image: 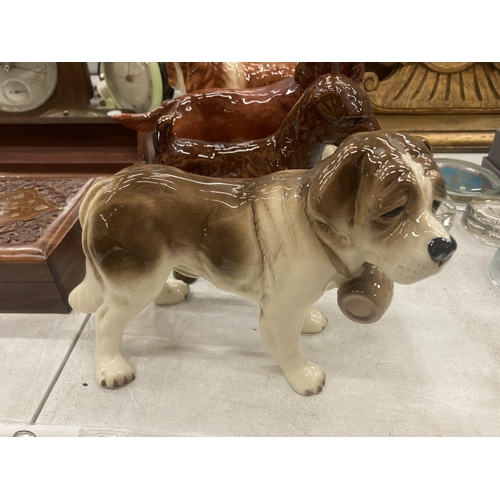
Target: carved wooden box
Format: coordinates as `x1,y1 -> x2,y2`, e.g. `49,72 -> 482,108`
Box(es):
0,173 -> 101,313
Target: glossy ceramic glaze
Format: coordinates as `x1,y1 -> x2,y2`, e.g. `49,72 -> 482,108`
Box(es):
166,62 -> 297,95
153,73 -> 380,178
69,130 -> 456,396
114,62 -> 365,137
337,263 -> 394,323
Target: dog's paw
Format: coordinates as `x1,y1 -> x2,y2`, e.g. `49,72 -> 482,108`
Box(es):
283,361 -> 326,396
154,279 -> 189,305
96,355 -> 136,389
301,306 -> 328,334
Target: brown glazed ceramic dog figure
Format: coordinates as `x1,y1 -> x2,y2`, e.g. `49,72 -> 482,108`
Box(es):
165,62 -> 297,94
153,73 -> 380,178
113,62 -> 365,138
69,130 -> 456,396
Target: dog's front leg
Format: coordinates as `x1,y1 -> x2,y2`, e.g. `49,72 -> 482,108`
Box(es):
259,307 -> 326,396
154,278 -> 190,305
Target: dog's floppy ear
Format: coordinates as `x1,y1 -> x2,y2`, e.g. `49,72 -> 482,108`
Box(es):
307,144 -> 365,240
417,136 -> 433,156
153,114 -> 174,161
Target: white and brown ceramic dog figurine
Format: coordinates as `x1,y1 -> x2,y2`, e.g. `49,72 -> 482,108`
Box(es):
69,130 -> 456,396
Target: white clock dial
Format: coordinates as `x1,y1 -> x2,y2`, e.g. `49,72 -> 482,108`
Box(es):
104,62 -> 154,113
0,62 -> 58,112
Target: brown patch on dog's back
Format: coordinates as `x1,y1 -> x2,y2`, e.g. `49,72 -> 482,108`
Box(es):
86,165 -> 266,285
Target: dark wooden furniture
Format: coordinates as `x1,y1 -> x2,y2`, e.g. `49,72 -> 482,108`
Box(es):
0,173 -> 103,313
0,116 -> 145,174
0,112 -> 146,313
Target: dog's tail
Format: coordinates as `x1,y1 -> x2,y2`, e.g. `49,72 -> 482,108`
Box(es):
68,257 -> 104,314
69,181 -> 107,314
112,99 -> 179,133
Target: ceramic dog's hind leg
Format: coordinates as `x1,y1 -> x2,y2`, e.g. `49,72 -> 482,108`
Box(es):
260,306 -> 326,396
95,301 -> 138,388
95,272 -> 169,388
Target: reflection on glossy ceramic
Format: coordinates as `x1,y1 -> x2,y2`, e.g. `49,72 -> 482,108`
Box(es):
114,62 -> 366,137
153,73 -> 380,178
69,130 -> 456,396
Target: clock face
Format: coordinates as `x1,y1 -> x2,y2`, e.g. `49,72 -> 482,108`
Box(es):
104,62 -> 158,113
0,62 -> 58,112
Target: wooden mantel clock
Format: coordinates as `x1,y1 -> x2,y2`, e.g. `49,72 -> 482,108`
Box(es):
0,62 -> 145,175
0,62 -> 93,116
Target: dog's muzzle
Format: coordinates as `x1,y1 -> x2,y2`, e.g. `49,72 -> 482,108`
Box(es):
428,237 -> 457,265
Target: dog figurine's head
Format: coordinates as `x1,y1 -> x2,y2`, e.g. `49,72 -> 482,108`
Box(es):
294,62 -> 365,89
296,73 -> 381,147
308,130 -> 456,285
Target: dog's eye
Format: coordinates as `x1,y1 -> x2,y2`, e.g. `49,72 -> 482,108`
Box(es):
381,206 -> 404,218
432,200 -> 442,211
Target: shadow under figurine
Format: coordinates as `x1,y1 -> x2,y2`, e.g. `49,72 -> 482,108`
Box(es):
114,62 -> 365,139
69,130 -> 456,396
153,73 -> 380,178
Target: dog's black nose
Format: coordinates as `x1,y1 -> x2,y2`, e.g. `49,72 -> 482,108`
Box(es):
428,237 -> 457,264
